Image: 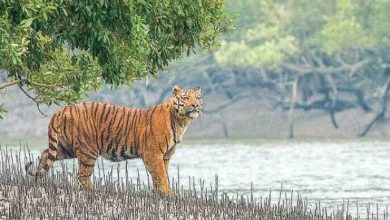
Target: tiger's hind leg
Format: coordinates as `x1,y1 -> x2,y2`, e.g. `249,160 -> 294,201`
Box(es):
76,147 -> 98,190
34,149 -> 54,181
28,133 -> 60,183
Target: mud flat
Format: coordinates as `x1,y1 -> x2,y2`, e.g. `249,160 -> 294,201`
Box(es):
0,147 -> 387,219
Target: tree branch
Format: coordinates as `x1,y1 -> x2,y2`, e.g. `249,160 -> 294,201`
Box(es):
29,81 -> 62,88
359,69 -> 390,137
17,84 -> 49,117
203,92 -> 253,114
281,58 -> 371,75
0,79 -> 23,90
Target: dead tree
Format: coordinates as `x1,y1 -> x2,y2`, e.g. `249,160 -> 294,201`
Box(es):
359,67 -> 390,137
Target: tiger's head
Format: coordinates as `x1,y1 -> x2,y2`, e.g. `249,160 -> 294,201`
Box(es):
172,85 -> 203,119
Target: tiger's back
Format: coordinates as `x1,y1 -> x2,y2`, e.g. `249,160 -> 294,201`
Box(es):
54,102 -> 175,161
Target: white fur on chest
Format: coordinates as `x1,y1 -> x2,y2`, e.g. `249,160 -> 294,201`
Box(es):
164,125 -> 188,160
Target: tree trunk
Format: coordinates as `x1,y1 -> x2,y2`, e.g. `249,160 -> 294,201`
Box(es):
288,75 -> 298,138
220,111 -> 229,138
320,74 -> 339,128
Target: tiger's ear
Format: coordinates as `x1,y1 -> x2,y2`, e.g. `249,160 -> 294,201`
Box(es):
172,85 -> 183,96
194,86 -> 202,93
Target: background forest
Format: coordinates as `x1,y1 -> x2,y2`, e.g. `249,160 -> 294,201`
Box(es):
1,0 -> 390,139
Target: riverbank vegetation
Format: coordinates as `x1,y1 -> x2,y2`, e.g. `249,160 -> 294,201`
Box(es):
0,146 -> 387,219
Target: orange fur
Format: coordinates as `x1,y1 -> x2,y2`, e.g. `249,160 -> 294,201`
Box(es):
26,86 -> 203,194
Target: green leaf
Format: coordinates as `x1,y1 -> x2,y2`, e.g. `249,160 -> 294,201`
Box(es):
21,18 -> 34,28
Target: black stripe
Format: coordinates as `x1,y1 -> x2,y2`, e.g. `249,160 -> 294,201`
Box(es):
116,145 -> 123,160
43,164 -> 50,171
85,115 -> 94,137
82,102 -> 87,111
102,107 -> 119,149
69,106 -> 75,147
132,109 -> 140,148
148,106 -> 157,138
141,109 -> 150,146
114,107 -> 126,144
49,135 -> 56,143
78,149 -> 97,159
123,109 -> 132,147
113,107 -> 127,148
49,143 -> 56,151
74,104 -> 81,117
106,137 -> 115,153
61,145 -> 73,157
103,105 -> 112,123
80,161 -> 95,168
80,104 -> 91,135
89,104 -> 98,142
120,146 -> 127,159
92,102 -> 98,119
158,104 -> 164,114
143,130 -> 147,149
62,112 -> 68,140
47,153 -> 56,161
144,108 -> 151,118
90,102 -> 95,117
110,147 -> 117,161
131,145 -> 137,155
127,109 -> 138,146
170,116 -> 177,144
99,103 -> 108,123
49,120 -> 58,132
82,102 -> 91,134
164,136 -> 169,151
75,105 -> 83,146
74,105 -> 84,145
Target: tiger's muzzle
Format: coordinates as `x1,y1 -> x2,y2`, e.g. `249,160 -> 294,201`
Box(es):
185,106 -> 202,118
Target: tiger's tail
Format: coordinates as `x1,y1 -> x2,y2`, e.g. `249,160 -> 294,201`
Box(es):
26,116 -> 60,179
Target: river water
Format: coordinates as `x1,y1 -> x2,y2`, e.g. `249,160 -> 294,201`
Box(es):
8,140 -> 390,212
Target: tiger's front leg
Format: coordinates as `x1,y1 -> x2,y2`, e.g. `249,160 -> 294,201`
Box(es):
143,153 -> 172,195
76,147 -> 98,191
163,146 -> 176,180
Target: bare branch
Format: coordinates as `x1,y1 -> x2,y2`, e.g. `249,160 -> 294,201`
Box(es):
202,91 -> 279,114
17,84 -> 49,118
203,92 -> 253,114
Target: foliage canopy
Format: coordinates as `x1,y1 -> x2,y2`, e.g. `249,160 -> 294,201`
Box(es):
0,0 -> 230,113
216,0 -> 390,137
217,0 -> 390,69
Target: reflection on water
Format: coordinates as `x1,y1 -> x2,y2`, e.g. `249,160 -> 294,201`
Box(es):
22,140 -> 390,210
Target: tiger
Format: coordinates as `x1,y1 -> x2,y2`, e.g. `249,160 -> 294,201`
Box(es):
26,85 -> 203,195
